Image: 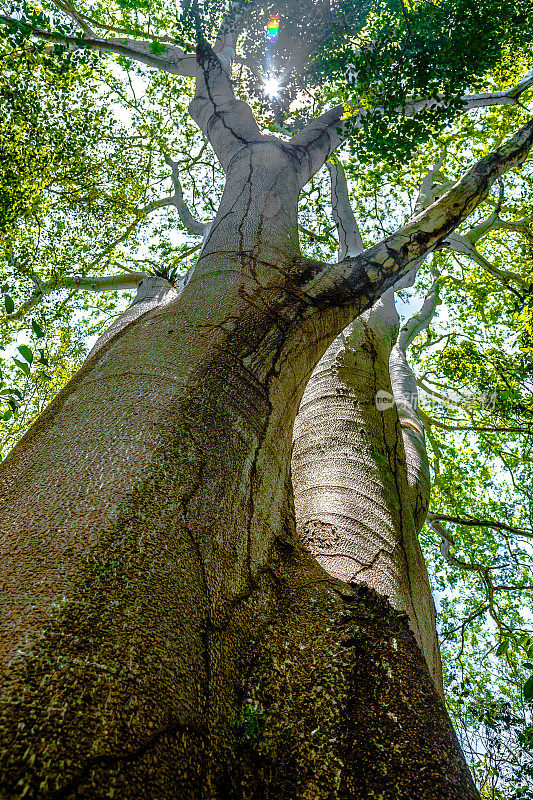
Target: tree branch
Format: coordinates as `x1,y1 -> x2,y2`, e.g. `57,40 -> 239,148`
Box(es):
188,40 -> 261,171
414,155 -> 453,216
5,272 -> 147,321
397,270 -> 440,355
408,66 -> 533,114
301,115 -> 533,314
420,410 -> 531,435
50,0 -> 96,36
440,232 -> 528,290
290,106 -> 346,187
427,512 -> 533,539
327,156 -> 363,260
163,155 -> 207,236
0,15 -> 198,76
299,65 -> 533,167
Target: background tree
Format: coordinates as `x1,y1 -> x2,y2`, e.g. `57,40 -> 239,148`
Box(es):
1,0 -> 533,798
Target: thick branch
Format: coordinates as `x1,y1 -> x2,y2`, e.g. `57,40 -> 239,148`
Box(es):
291,106 -> 345,187
0,16 -> 197,76
302,115 -> 533,311
188,41 -> 261,171
408,66 -> 533,116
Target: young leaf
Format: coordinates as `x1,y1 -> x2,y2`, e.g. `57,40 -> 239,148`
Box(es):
31,320 -> 45,338
18,345 -> 33,364
12,358 -> 30,376
496,640 -> 510,656
37,349 -> 49,366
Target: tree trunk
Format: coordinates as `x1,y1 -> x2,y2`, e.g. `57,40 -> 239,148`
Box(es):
292,291 -> 443,693
0,140 -> 477,798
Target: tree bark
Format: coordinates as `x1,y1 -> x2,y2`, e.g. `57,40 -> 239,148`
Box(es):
292,291 -> 443,694
0,220 -> 475,800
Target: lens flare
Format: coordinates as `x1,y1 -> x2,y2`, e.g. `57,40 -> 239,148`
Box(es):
266,13 -> 279,44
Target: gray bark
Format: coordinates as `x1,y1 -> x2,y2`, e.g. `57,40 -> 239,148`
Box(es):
292,290 -> 443,694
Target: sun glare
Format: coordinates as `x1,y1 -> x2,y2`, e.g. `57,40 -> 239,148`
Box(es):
263,76 -> 281,99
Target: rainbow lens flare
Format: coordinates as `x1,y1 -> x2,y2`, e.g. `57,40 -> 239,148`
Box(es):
266,13 -> 279,44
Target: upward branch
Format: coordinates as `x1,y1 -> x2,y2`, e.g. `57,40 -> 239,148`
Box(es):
302,116 -> 533,315
188,39 -> 260,171
327,157 -> 364,260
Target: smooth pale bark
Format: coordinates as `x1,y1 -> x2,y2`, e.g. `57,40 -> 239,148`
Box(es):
292,292 -> 443,694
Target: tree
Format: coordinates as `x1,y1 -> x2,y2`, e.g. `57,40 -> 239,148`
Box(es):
1,0 -> 533,797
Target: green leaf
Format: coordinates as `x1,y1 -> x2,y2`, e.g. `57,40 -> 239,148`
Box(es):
524,663 -> 533,670
524,675 -> 533,701
37,349 -> 49,366
12,358 -> 30,376
31,319 -> 45,338
149,41 -> 167,55
496,640 -> 510,656
527,645 -> 533,660
17,345 -> 33,364
2,410 -> 12,421
4,295 -> 14,314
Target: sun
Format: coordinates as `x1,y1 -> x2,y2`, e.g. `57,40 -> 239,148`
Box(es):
263,75 -> 282,99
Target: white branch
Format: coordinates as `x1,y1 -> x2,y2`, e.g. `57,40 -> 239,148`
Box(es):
302,115 -> 533,311
163,156 -> 207,236
442,232 -> 528,289
414,156 -> 454,216
50,0 -> 96,36
327,157 -> 363,260
0,16 -> 198,77
290,106 -> 346,187
397,271 -> 440,355
5,272 -> 147,321
188,41 -> 261,171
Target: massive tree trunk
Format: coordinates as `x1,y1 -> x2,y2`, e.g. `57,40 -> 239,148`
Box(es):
3,41 -> 532,799
0,187 -> 476,800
